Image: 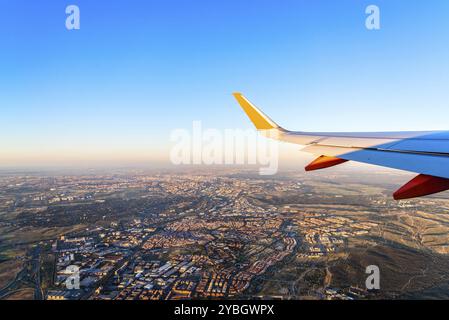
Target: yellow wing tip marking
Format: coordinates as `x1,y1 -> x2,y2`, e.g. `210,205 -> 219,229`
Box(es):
232,93 -> 278,130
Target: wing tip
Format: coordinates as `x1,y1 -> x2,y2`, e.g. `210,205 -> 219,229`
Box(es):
232,93 -> 279,130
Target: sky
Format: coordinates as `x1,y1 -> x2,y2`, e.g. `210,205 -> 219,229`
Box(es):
1,0 -> 449,167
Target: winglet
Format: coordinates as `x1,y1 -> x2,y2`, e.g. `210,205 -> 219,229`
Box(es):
233,93 -> 280,130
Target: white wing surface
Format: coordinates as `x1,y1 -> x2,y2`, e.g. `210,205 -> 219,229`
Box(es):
233,93 -> 449,200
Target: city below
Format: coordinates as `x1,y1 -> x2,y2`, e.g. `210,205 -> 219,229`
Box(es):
1,167 -> 449,300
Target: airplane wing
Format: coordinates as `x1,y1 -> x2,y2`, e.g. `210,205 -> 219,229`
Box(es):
233,93 -> 449,200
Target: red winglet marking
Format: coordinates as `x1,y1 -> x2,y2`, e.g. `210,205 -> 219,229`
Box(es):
305,155 -> 348,171
393,174 -> 449,200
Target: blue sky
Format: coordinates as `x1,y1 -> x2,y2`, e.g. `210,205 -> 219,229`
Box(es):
1,0 -> 449,166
